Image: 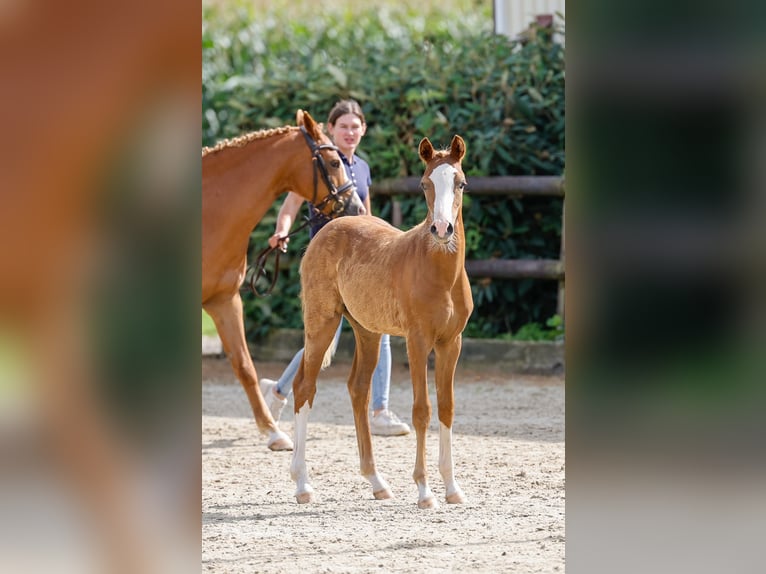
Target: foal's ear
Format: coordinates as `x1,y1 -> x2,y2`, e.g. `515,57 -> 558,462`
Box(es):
419,137 -> 435,162
450,135 -> 466,161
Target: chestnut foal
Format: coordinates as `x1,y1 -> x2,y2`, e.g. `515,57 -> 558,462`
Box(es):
291,135 -> 473,508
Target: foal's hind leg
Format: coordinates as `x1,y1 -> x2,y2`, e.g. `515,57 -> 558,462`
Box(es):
289,360 -> 315,503
204,292 -> 292,451
345,319 -> 392,500
290,312 -> 342,503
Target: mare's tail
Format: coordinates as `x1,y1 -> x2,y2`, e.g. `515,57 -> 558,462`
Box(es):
321,334 -> 338,370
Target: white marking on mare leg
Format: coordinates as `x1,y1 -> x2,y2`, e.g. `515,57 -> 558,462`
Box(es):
439,422 -> 465,503
428,163 -> 457,237
290,401 -> 314,503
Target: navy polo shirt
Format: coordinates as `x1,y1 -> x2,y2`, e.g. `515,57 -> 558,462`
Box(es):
309,151 -> 371,237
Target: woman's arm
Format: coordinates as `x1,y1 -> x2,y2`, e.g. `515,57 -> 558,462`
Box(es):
363,191 -> 372,216
268,192 -> 304,250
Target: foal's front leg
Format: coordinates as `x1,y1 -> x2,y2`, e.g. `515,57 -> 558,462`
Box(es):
434,336 -> 465,504
407,337 -> 437,508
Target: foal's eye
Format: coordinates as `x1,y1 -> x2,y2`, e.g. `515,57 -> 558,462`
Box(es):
419,181 -> 426,191
331,160 -> 341,168
459,181 -> 467,190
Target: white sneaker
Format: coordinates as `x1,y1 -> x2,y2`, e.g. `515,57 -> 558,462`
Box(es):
370,409 -> 410,436
260,378 -> 287,422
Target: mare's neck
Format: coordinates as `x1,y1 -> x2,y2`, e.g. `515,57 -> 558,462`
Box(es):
203,130 -> 308,244
236,129 -> 307,213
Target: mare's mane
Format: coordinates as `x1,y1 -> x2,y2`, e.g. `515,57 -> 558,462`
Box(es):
201,125 -> 297,157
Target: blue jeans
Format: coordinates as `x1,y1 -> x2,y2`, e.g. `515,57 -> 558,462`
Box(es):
274,318 -> 391,412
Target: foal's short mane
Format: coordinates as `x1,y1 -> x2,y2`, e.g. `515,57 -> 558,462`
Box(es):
429,148 -> 457,163
201,125 -> 297,157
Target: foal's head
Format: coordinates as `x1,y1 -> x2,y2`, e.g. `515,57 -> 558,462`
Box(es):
418,135 -> 467,249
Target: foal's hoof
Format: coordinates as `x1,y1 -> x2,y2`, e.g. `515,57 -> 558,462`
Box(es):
417,496 -> 438,509
295,491 -> 313,504
267,430 -> 294,451
445,491 -> 466,504
373,488 -> 393,500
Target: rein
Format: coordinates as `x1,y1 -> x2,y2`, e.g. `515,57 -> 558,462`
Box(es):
244,127 -> 355,297
244,216 -> 311,297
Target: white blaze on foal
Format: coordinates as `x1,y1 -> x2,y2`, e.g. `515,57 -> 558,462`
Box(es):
429,163 -> 458,238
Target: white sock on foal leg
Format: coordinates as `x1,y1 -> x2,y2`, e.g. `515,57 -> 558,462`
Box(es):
439,422 -> 465,504
290,401 -> 314,503
416,480 -> 438,509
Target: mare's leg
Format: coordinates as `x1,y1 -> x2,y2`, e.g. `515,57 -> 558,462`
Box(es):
290,312 -> 341,503
345,319 -> 392,499
434,335 -> 465,504
204,292 -> 292,451
407,335 -> 437,508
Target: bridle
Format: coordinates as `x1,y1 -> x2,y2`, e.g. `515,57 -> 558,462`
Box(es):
245,126 -> 356,296
299,125 -> 356,218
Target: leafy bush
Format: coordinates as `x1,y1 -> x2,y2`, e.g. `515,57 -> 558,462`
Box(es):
505,314 -> 564,342
203,3 -> 565,340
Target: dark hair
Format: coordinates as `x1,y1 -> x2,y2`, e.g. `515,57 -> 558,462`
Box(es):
327,99 -> 366,126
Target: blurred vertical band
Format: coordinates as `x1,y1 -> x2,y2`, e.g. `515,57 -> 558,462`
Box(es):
0,0 -> 200,572
568,1 -> 766,573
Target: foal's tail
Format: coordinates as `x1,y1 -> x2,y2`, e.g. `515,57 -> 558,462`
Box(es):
321,334 -> 338,370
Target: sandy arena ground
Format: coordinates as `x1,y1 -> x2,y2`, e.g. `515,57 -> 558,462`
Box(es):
203,357 -> 565,573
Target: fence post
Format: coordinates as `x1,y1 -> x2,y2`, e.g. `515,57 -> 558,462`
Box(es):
558,199 -> 565,318
392,199 -> 402,228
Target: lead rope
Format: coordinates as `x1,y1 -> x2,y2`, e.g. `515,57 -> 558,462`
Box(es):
244,214 -> 315,297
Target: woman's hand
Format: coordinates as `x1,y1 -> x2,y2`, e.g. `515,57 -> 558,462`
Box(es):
268,233 -> 289,252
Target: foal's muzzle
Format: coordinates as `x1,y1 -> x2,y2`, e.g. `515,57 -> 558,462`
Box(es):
430,221 -> 454,241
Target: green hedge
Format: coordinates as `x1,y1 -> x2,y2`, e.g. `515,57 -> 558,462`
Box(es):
202,4 -> 565,340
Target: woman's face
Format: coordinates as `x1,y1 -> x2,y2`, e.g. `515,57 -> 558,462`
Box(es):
328,112 -> 366,157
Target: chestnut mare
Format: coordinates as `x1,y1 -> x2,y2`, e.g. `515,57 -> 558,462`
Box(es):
290,135 -> 473,508
202,110 -> 363,451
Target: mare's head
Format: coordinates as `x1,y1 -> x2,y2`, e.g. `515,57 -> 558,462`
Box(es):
296,110 -> 364,217
418,135 -> 467,248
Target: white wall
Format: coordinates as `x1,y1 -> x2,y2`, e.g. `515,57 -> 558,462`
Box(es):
493,0 -> 565,38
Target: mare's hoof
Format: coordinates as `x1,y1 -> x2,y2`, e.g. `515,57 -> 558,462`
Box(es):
417,497 -> 438,509
373,488 -> 393,500
295,491 -> 313,504
445,491 -> 465,504
267,430 -> 294,451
